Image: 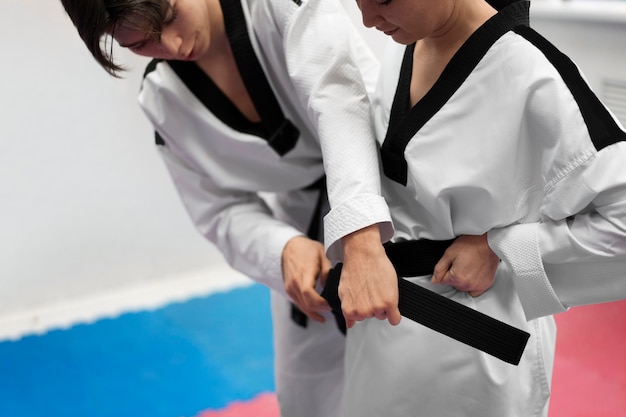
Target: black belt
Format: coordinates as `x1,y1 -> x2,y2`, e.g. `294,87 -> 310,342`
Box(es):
321,239 -> 530,365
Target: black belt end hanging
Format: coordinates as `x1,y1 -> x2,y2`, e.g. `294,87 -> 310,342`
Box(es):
321,262 -> 530,365
396,277 -> 530,365
290,304 -> 308,328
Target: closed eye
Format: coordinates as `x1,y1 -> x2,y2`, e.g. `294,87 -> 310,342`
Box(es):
130,41 -> 148,51
119,37 -> 150,51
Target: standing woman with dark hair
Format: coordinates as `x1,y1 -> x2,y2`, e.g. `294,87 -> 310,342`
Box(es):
58,0 -> 401,415
340,0 -> 626,416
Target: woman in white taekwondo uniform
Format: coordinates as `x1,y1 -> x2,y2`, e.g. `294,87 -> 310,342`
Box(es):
341,0 -> 626,416
58,0 -> 397,416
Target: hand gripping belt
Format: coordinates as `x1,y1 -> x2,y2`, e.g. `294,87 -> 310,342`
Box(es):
321,239 -> 530,365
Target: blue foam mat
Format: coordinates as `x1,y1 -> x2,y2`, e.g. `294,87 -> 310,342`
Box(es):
0,284 -> 275,417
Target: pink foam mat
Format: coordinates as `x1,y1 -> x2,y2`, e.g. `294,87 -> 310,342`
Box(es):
195,393 -> 279,417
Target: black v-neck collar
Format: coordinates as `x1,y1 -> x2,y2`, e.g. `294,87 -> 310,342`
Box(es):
167,60 -> 265,137
381,1 -> 530,185
166,0 -> 299,156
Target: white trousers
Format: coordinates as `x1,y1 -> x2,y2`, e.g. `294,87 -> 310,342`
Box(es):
271,291 -> 346,417
340,268 -> 557,417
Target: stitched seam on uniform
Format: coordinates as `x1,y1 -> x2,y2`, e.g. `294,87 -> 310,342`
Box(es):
543,148 -> 595,192
530,319 -> 551,417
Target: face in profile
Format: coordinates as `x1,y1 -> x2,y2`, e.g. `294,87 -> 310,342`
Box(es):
113,0 -> 215,61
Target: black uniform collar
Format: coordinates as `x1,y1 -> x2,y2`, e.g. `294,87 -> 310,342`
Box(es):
381,1 -> 530,185
166,0 -> 299,156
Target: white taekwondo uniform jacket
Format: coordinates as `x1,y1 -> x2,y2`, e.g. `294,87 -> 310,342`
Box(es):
341,1 -> 626,417
138,0 -> 392,298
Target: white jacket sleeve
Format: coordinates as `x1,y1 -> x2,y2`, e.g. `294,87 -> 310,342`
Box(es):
489,70 -> 626,320
490,144 -> 626,320
277,0 -> 394,262
156,140 -> 301,299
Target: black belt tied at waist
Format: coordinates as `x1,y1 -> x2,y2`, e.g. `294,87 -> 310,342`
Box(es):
321,239 -> 530,365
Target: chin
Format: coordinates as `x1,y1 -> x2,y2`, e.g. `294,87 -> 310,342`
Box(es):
391,35 -> 415,45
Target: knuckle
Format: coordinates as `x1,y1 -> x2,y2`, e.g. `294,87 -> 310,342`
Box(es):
374,301 -> 391,313
343,307 -> 366,321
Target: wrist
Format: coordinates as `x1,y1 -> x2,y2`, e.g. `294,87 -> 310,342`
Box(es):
341,224 -> 385,258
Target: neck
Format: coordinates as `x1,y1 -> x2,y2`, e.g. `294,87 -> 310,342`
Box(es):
196,0 -> 230,64
421,0 -> 497,55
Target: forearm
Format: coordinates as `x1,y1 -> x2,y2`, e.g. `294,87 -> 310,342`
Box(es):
284,0 -> 394,261
158,145 -> 302,297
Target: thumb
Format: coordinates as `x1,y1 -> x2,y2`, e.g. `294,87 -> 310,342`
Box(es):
387,307 -> 402,326
432,256 -> 452,284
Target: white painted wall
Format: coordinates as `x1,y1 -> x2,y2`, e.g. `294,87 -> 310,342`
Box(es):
0,0 -> 228,337
531,1 -> 626,98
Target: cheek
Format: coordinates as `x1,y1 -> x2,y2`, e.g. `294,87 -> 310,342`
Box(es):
396,16 -> 423,40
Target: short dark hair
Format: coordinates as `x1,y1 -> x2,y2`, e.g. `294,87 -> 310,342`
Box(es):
59,0 -> 172,76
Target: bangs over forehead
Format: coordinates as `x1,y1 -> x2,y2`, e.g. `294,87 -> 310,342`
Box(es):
60,0 -> 173,76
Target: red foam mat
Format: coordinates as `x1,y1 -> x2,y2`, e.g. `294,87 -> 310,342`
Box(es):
549,300 -> 626,417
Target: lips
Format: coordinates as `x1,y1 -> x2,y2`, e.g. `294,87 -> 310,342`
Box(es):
377,26 -> 398,36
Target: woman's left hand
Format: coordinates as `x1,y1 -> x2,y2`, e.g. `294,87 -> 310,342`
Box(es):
431,234 -> 500,297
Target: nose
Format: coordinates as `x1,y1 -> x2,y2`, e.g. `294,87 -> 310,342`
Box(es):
159,29 -> 183,58
355,0 -> 378,28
